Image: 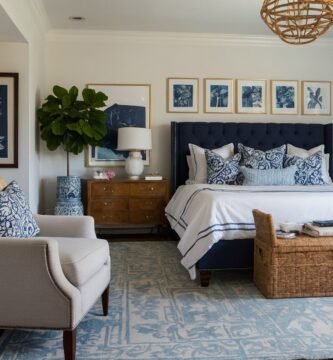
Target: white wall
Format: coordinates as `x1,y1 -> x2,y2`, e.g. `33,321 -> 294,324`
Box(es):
40,30 -> 333,212
0,0 -> 47,212
0,41 -> 29,196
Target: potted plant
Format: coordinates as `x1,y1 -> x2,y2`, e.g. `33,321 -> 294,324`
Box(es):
37,85 -> 108,215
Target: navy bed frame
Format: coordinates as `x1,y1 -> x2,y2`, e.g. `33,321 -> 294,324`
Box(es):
171,121 -> 333,286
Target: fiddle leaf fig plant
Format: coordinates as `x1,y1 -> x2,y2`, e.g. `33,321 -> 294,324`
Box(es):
37,85 -> 108,176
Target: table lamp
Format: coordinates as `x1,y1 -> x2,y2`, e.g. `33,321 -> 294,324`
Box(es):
116,127 -> 152,180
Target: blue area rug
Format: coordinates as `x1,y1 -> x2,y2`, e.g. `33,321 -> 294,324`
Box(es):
1,240 -> 333,359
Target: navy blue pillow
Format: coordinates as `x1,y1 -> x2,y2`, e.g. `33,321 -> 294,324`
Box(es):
205,150 -> 242,185
0,181 -> 40,237
238,143 -> 286,169
283,151 -> 325,185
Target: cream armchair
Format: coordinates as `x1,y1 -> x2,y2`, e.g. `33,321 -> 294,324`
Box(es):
0,214 -> 111,360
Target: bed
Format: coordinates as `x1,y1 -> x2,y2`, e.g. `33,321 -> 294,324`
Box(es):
167,121 -> 333,286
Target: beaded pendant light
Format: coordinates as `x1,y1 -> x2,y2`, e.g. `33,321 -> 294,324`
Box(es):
261,0 -> 333,44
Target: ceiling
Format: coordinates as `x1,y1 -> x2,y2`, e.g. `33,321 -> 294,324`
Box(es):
0,5 -> 25,42
41,0 -> 271,36
1,0 -> 333,42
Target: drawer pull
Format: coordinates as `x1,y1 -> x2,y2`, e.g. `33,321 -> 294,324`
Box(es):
150,187 -> 155,191
104,202 -> 112,206
146,215 -> 152,220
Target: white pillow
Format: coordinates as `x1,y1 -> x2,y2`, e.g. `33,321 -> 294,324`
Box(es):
189,143 -> 234,183
287,144 -> 332,184
186,155 -> 195,184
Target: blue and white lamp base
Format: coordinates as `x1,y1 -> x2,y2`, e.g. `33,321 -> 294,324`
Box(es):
54,176 -> 84,216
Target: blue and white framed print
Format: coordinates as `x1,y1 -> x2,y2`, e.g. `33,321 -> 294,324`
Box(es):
0,73 -> 18,168
236,79 -> 266,114
85,83 -> 151,167
167,78 -> 199,113
204,78 -> 233,113
271,80 -> 298,115
302,81 -> 331,116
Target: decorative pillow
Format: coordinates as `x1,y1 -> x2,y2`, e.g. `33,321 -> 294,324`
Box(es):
238,143 -> 286,170
283,151 -> 325,185
205,150 -> 242,185
186,155 -> 194,181
0,181 -> 40,237
189,143 -> 234,183
287,144 -> 331,184
241,166 -> 297,186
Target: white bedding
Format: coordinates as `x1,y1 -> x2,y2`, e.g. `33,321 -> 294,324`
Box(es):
165,184 -> 333,279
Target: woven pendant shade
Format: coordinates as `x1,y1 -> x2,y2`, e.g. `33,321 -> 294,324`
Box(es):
261,0 -> 333,44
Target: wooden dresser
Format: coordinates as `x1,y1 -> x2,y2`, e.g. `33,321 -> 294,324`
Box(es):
83,179 -> 169,228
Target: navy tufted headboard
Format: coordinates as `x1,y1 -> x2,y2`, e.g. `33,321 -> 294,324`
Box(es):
171,122 -> 333,193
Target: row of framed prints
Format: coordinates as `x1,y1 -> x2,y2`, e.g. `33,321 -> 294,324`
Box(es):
167,78 -> 332,115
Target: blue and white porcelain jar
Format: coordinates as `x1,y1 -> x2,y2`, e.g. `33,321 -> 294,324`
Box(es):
54,176 -> 84,216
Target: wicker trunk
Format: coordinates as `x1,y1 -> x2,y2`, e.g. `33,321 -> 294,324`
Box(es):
253,209 -> 333,298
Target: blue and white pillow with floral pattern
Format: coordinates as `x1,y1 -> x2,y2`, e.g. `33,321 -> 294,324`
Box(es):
283,151 -> 325,185
238,143 -> 286,169
205,150 -> 242,185
0,181 -> 40,237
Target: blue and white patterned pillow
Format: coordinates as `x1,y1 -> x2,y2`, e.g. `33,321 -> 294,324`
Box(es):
0,181 -> 40,237
238,143 -> 286,169
283,151 -> 325,185
205,150 -> 242,185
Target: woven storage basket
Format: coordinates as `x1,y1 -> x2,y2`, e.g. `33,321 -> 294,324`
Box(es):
253,209 -> 333,298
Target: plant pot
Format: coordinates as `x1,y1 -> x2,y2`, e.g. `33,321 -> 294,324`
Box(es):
54,176 -> 83,216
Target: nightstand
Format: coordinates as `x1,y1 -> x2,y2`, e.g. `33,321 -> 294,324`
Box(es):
83,178 -> 169,229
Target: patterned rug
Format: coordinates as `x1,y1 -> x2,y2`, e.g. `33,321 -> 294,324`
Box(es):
1,240 -> 333,360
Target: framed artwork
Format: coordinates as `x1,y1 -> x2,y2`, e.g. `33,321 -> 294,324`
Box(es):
85,84 -> 151,167
204,78 -> 233,113
0,73 -> 18,168
271,80 -> 298,115
167,78 -> 199,113
302,81 -> 331,115
236,79 -> 266,114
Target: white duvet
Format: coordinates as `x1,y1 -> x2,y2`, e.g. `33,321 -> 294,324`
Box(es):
165,184 -> 333,279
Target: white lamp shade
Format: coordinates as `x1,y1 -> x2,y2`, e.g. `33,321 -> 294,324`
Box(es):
116,127 -> 152,151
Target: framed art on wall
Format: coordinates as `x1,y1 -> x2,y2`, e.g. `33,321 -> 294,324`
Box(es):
167,78 -> 199,113
0,73 -> 18,168
302,81 -> 331,115
236,79 -> 266,114
271,80 -> 298,115
204,78 -> 233,113
85,84 -> 151,167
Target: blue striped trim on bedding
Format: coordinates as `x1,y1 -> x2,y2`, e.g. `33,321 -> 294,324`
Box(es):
167,185 -> 333,270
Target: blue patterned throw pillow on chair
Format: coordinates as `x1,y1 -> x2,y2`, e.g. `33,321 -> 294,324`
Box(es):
283,151 -> 325,185
0,181 -> 40,237
238,143 -> 286,169
205,150 -> 242,184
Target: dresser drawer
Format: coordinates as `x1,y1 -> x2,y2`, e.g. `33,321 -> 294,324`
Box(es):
84,179 -> 169,229
129,198 -> 164,211
90,182 -> 130,197
130,182 -> 167,197
130,211 -> 165,224
90,199 -> 128,212
92,212 -> 129,224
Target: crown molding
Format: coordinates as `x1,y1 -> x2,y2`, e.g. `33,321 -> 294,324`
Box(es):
29,0 -> 51,34
46,28 -> 333,47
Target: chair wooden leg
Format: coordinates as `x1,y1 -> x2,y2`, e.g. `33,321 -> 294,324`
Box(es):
63,328 -> 76,360
102,285 -> 109,316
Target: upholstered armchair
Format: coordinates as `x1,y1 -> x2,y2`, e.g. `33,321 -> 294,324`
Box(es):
0,214 -> 111,360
